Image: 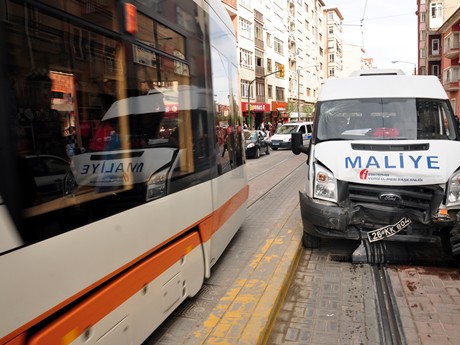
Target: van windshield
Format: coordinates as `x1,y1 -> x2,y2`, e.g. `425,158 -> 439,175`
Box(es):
276,125 -> 298,134
316,98 -> 457,141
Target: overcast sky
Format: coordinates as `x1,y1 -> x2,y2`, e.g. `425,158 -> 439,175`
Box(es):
324,0 -> 418,75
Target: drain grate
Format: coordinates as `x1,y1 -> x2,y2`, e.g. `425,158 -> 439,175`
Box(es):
328,254 -> 352,262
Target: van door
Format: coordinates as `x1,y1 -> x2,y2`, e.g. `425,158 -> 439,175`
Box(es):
306,124 -> 313,139
298,125 -> 309,145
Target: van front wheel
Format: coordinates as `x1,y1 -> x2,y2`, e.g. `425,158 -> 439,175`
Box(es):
302,232 -> 320,248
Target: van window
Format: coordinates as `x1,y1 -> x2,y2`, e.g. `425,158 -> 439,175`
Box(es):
316,98 -> 457,141
276,124 -> 299,134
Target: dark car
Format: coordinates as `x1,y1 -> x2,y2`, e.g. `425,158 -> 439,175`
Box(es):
25,155 -> 70,203
244,130 -> 270,158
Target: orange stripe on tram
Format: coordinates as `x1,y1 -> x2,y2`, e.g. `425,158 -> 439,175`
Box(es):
199,185 -> 249,242
28,232 -> 201,345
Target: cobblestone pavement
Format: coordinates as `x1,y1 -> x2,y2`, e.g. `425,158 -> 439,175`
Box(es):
387,265 -> 460,345
267,239 -> 381,345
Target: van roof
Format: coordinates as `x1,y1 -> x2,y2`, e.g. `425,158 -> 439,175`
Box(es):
282,121 -> 313,125
318,75 -> 447,101
348,68 -> 405,77
102,85 -> 207,120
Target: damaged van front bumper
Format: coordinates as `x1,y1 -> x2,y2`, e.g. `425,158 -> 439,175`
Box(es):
298,191 -> 458,243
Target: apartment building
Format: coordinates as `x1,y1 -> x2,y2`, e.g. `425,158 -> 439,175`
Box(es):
417,0 -> 460,115
438,7 -> 460,116
286,0 -> 325,122
324,7 -> 343,78
342,44 -> 369,77
221,0 -> 326,128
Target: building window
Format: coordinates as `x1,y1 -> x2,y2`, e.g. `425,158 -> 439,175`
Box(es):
240,48 -> 253,69
432,64 -> 439,78
420,48 -> 426,58
451,98 -> 457,115
241,79 -> 253,98
274,38 -> 283,55
268,85 -> 273,98
275,87 -> 284,101
328,11 -> 333,20
267,58 -> 272,73
432,39 -> 440,55
239,0 -> 251,9
255,22 -> 263,40
239,17 -> 252,39
266,32 -> 272,47
328,25 -> 333,34
329,67 -> 335,77
430,3 -> 442,19
420,12 -> 425,23
328,53 -> 334,63
256,81 -> 265,97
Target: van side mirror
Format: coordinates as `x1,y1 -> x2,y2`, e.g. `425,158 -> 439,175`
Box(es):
291,132 -> 309,155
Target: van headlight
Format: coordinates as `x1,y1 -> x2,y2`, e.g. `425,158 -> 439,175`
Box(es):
247,143 -> 255,148
146,169 -> 168,201
446,171 -> 460,207
313,164 -> 337,202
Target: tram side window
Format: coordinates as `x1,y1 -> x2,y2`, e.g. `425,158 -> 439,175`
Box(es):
40,0 -> 118,32
2,1 -> 198,247
211,48 -> 244,175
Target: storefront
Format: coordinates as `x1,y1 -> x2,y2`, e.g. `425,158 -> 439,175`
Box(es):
271,101 -> 288,126
242,101 -> 270,129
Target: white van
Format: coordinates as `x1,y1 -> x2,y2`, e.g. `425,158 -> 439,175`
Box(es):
66,87 -> 201,202
270,121 -> 313,150
291,73 -> 460,260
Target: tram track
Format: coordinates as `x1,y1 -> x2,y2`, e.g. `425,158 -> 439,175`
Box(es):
373,264 -> 405,345
246,152 -> 306,208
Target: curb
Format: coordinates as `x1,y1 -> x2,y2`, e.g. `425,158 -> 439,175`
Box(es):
195,206 -> 304,344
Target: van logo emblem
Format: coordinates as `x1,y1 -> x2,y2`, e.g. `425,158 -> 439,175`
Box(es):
379,193 -> 402,202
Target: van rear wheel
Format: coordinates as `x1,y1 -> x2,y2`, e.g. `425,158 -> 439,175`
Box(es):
302,232 -> 320,248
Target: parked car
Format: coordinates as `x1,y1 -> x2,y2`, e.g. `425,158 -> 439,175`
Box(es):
25,155 -> 70,203
244,130 -> 270,158
270,121 -> 313,150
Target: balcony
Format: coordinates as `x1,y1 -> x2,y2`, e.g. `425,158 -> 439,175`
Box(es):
256,95 -> 266,103
444,82 -> 459,92
254,9 -> 264,23
255,66 -> 265,76
444,46 -> 460,60
444,33 -> 460,59
255,37 -> 264,50
221,0 -> 237,9
443,67 -> 459,92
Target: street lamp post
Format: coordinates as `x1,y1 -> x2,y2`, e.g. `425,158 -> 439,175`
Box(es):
392,60 -> 417,75
296,64 -> 319,121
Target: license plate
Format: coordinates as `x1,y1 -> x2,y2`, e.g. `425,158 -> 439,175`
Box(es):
367,217 -> 411,243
